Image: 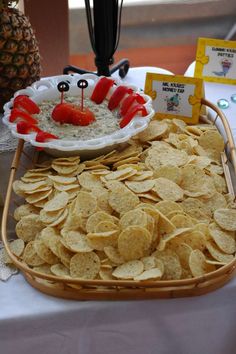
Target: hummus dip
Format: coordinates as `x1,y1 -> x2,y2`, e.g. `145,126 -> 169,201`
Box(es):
36,96 -> 120,141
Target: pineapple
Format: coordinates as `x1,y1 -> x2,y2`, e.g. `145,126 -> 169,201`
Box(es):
0,0 -> 41,111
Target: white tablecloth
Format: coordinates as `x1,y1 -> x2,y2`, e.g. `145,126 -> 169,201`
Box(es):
1,67 -> 236,354
1,273 -> 236,354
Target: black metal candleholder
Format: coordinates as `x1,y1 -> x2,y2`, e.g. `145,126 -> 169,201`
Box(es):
63,0 -> 129,78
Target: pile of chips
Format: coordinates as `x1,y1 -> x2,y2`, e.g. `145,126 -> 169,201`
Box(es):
6,118 -> 236,282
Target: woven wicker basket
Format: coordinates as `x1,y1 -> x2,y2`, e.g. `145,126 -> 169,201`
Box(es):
1,98 -> 236,300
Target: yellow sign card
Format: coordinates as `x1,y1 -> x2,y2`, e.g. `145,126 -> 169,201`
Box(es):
195,37 -> 236,84
144,73 -> 203,124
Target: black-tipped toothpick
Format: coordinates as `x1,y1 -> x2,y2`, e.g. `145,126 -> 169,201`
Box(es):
57,81 -> 70,104
77,79 -> 88,111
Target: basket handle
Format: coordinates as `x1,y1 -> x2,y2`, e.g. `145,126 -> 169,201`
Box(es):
202,98 -> 236,176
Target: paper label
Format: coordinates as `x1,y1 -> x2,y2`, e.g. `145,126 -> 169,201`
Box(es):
195,37 -> 236,84
144,73 -> 203,124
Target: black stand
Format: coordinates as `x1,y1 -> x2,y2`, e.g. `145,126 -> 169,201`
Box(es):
63,58 -> 129,78
63,0 -> 129,78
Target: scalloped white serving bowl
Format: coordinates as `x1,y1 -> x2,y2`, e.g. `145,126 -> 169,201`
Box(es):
2,73 -> 155,158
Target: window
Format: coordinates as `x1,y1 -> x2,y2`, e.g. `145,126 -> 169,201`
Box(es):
69,0 -> 236,74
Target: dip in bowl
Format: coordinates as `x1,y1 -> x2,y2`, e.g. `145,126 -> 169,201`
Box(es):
2,73 -> 155,158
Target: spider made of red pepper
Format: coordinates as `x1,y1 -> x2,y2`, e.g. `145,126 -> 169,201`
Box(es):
13,95 -> 40,114
120,92 -> 146,116
90,77 -> 114,104
108,85 -> 133,111
119,104 -> 148,128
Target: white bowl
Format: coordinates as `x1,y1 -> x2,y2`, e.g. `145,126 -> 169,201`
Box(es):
2,73 -> 155,158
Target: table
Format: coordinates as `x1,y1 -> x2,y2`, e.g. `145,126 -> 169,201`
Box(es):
1,67 -> 236,354
1,273 -> 236,354
1,170 -> 235,351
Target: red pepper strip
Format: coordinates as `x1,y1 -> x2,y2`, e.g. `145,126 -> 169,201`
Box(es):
90,77 -> 114,104
9,108 -> 38,124
16,121 -> 41,134
120,93 -> 146,116
119,104 -> 148,129
108,86 -> 133,111
13,95 -> 40,114
35,131 -> 59,143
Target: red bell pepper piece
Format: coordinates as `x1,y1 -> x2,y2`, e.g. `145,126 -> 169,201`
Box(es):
90,77 -> 114,104
52,103 -> 95,126
13,95 -> 40,114
119,104 -> 148,129
120,93 -> 146,116
51,103 -> 74,124
16,121 -> 41,134
70,108 -> 95,126
108,86 -> 133,111
9,108 -> 38,124
35,131 -> 59,143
